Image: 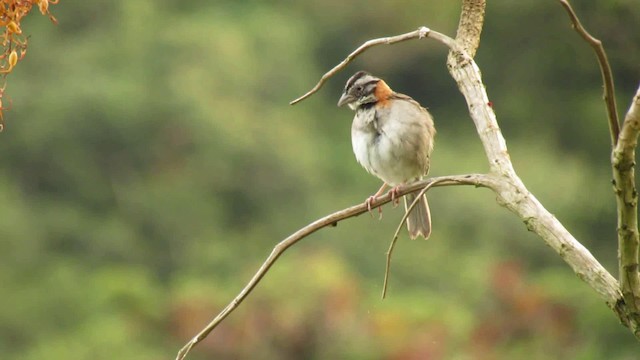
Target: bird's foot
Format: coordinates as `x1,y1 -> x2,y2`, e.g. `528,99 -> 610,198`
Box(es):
389,186 -> 402,208
365,195 -> 384,220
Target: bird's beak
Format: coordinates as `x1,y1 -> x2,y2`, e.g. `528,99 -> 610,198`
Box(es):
337,93 -> 354,107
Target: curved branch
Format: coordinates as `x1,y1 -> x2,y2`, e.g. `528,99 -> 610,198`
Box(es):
289,27 -> 466,105
176,174 -> 494,360
613,84 -> 640,334
558,0 -> 620,146
443,21 -> 627,327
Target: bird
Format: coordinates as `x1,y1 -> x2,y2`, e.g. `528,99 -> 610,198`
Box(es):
337,71 -> 436,239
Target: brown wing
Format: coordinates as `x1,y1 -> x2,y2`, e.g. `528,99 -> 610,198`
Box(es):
387,92 -> 436,176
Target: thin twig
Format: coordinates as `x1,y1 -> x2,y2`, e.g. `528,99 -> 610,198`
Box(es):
177,174 -> 493,360
382,180 -> 443,299
558,0 -> 620,146
290,27 -> 466,105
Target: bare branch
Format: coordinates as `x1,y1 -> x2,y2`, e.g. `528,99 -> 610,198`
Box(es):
289,27 -> 465,105
441,6 -> 632,332
558,0 -> 640,334
613,84 -> 640,334
448,0 -> 486,62
179,4 -> 640,357
177,174 -> 493,360
558,0 -> 620,146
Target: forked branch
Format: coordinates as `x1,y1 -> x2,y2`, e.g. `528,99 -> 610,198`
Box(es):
176,174 -> 494,360
442,22 -> 625,323
177,2 -> 640,358
559,0 -> 640,335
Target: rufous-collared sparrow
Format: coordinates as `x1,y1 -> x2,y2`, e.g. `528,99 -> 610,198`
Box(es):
338,71 -> 436,239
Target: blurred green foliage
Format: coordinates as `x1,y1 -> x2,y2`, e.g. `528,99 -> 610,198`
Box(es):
1,0 -> 639,359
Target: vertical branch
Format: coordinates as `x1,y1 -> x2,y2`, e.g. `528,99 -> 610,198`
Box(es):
613,85 -> 640,334
558,0 -> 639,333
447,0 -> 486,60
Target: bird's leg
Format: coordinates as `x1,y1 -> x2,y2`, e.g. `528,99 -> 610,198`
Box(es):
389,185 -> 402,207
365,183 -> 388,219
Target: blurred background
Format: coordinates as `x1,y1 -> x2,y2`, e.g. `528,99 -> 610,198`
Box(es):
1,0 -> 639,359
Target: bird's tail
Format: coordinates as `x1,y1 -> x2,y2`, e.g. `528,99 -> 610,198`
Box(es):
404,192 -> 432,240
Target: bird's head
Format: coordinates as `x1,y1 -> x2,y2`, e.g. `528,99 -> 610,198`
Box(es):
338,71 -> 392,110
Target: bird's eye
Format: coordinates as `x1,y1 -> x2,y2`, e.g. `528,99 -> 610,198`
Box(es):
355,85 -> 363,92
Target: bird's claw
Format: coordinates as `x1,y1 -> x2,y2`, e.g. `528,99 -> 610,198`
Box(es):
365,196 -> 383,220
389,186 -> 401,208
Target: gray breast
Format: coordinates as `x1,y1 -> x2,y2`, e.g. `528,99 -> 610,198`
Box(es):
351,101 -> 434,186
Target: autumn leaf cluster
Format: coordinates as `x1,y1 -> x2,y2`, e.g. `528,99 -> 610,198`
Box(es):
0,0 -> 57,125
